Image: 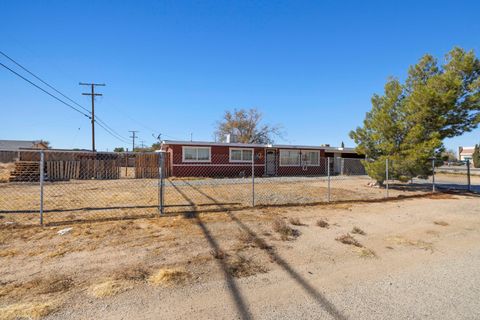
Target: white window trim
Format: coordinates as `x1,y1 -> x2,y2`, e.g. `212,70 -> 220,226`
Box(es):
182,146 -> 211,162
279,149 -> 301,167
229,147 -> 254,163
279,149 -> 320,167
301,150 -> 320,166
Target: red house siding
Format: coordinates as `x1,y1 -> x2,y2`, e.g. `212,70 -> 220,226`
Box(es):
167,144 -> 265,177
276,148 -> 327,176
163,143 -> 364,178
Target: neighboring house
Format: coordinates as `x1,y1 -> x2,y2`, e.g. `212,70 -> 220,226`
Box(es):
458,146 -> 475,161
0,140 -> 49,163
0,140 -> 49,151
161,140 -> 365,177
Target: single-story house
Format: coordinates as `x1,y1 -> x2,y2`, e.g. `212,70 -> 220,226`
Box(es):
0,140 -> 49,151
0,140 -> 50,163
458,146 -> 475,161
161,140 -> 365,177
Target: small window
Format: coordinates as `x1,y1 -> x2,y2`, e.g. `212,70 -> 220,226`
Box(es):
229,148 -> 253,162
182,146 -> 211,162
279,149 -> 300,166
302,150 -> 320,166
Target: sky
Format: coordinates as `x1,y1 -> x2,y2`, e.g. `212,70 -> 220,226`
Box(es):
1,0 -> 479,152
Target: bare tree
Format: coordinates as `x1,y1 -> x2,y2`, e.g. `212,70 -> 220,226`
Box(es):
214,108 -> 282,144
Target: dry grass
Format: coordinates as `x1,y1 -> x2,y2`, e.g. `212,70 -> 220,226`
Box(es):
359,248 -> 377,258
272,218 -> 299,241
0,301 -> 56,320
210,248 -> 227,259
335,233 -> 363,247
351,226 -> 366,235
89,279 -> 132,298
237,230 -> 272,250
148,268 -> 190,286
387,236 -> 434,252
0,249 -> 17,258
0,275 -> 73,299
226,254 -> 268,278
434,220 -> 449,226
316,219 -> 329,228
288,217 -> 305,226
112,264 -> 150,282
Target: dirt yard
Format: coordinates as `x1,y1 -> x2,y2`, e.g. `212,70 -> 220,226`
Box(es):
0,175 -> 429,225
1,193 -> 479,319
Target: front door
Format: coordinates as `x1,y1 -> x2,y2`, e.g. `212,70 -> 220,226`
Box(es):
266,150 -> 276,175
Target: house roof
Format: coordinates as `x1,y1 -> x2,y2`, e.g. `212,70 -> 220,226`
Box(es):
0,140 -> 47,151
162,140 -> 358,154
459,146 -> 475,155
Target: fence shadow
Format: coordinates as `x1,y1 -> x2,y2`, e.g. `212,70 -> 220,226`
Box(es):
183,181 -> 348,320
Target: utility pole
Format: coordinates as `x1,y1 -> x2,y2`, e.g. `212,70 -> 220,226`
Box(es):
129,130 -> 139,151
140,140 -> 145,149
80,82 -> 105,151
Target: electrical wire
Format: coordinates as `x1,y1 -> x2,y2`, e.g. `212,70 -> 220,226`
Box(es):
0,50 -> 91,114
0,62 -> 91,118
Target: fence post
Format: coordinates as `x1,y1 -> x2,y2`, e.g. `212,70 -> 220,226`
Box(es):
251,156 -> 255,207
467,159 -> 471,192
385,158 -> 389,198
327,157 -> 331,202
39,151 -> 44,225
158,151 -> 165,214
432,158 -> 436,193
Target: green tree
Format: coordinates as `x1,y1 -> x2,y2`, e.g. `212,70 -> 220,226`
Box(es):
350,47 -> 480,184
473,144 -> 480,168
114,147 -> 125,152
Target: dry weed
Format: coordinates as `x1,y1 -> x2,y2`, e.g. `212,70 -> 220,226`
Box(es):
226,254 -> 268,278
288,217 -> 304,226
335,233 -> 363,247
0,301 -> 56,320
148,268 -> 190,286
387,236 -> 434,252
359,248 -> 377,258
434,220 -> 449,226
89,279 -> 132,298
237,230 -> 272,250
351,226 -> 366,235
210,249 -> 227,260
0,249 -> 17,258
0,275 -> 73,299
316,219 -> 329,228
272,218 -> 299,241
112,265 -> 150,281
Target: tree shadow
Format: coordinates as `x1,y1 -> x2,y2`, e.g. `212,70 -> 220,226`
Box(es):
183,180 -> 348,320
169,182 -> 253,320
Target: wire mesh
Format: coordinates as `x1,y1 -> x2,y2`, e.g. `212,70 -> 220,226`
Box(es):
1,149 -> 476,226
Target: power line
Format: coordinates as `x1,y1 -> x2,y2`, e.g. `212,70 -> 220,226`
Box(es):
0,50 -> 91,114
95,120 -> 129,143
0,62 -> 91,118
0,51 -> 130,144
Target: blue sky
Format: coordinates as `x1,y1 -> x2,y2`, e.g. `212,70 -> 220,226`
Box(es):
1,0 -> 479,152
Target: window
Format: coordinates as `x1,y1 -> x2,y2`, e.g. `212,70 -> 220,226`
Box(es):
229,148 -> 253,162
302,150 -> 320,166
279,149 -> 300,166
182,146 -> 211,162
279,149 -> 320,166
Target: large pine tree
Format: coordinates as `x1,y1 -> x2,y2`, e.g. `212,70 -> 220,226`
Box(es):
350,48 -> 480,183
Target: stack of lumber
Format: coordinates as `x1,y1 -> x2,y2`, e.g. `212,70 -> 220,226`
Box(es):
8,161 -> 41,182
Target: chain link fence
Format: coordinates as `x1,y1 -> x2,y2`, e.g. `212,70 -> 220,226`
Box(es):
1,149 -> 477,226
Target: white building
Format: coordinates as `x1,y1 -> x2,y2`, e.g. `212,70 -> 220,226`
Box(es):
458,146 -> 475,161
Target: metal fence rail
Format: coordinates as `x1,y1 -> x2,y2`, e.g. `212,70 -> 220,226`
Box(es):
0,149 -> 477,225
